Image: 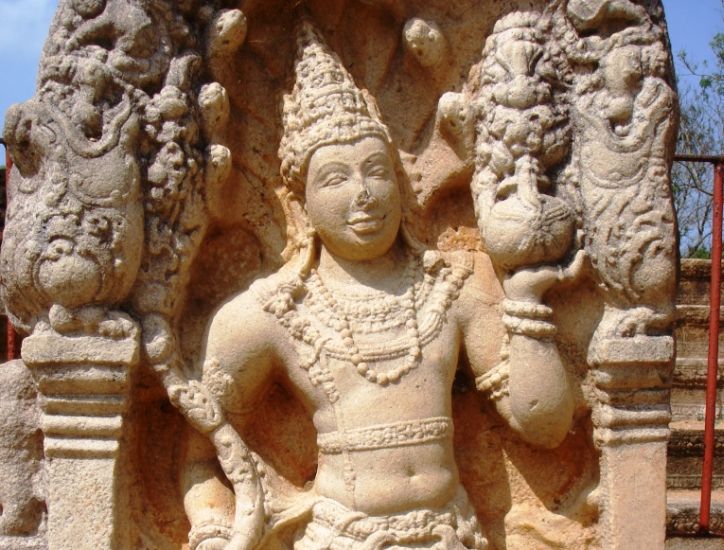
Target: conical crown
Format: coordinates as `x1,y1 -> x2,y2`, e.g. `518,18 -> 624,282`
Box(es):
279,20 -> 391,190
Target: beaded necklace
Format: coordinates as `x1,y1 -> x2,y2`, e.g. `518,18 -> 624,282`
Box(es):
308,253 -> 421,386
259,250 -> 472,394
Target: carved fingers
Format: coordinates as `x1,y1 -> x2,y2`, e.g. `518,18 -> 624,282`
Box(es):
503,248 -> 588,303
558,248 -> 588,284
503,264 -> 557,302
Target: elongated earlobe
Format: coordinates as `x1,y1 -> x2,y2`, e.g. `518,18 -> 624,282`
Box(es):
283,191 -> 317,278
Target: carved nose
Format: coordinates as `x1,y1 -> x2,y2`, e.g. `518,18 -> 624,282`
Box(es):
353,181 -> 378,209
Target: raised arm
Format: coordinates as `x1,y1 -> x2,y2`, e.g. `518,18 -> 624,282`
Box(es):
462,252 -> 584,449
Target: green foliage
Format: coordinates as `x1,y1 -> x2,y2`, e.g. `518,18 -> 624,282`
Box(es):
688,247 -> 712,260
672,3 -> 723,258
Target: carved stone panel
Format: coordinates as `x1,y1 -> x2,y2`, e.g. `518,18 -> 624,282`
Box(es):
1,1 -> 679,549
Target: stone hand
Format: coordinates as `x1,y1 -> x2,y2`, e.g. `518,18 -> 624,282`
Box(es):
503,249 -> 587,303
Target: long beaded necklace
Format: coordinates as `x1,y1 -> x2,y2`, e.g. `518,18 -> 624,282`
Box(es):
260,250 -> 473,395
309,254 -> 421,386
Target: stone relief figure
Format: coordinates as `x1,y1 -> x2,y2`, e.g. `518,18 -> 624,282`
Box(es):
0,1 -> 679,549
570,30 -> 678,341
181,20 -> 585,550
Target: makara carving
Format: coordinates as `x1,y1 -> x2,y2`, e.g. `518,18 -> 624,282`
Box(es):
0,1 -> 678,549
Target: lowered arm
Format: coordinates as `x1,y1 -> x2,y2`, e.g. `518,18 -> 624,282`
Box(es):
181,290 -> 279,550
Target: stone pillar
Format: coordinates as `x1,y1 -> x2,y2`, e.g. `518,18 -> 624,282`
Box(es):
21,332 -> 139,550
591,336 -> 674,550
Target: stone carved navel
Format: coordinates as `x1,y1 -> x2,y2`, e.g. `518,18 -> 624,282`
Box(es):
0,1 -> 678,549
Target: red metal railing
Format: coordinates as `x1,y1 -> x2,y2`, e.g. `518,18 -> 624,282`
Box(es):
674,153 -> 724,535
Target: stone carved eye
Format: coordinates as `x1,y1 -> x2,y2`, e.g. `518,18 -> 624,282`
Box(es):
321,173 -> 347,188
367,165 -> 389,178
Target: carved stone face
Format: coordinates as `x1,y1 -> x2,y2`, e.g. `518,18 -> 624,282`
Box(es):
305,136 -> 402,261
602,45 -> 643,94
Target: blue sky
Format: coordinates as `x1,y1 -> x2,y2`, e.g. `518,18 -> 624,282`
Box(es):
0,0 -> 721,138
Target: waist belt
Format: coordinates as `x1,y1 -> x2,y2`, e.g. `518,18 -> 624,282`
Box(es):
317,416 -> 453,454
310,497 -> 457,543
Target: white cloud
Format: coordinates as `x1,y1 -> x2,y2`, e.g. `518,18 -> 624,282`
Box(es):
0,0 -> 58,58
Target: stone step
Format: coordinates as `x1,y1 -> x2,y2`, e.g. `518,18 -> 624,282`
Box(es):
667,489 -> 724,537
671,387 -> 724,425
666,537 -> 724,549
667,426 -> 724,491
668,424 -> 724,452
673,358 -> 724,390
675,319 -> 724,362
670,357 -> 723,432
674,297 -> 724,364
676,305 -> 724,325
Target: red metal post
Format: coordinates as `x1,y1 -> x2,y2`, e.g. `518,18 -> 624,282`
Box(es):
3,147 -> 17,361
700,161 -> 724,533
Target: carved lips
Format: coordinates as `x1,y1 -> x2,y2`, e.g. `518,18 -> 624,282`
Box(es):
347,214 -> 386,235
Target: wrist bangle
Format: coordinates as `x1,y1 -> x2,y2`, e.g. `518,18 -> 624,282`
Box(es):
189,521 -> 232,550
502,314 -> 557,338
502,299 -> 553,320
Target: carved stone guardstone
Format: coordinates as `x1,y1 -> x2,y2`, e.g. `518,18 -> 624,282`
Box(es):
0,1 -> 679,549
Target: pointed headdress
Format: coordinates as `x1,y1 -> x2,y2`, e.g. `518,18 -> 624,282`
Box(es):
279,20 -> 392,191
